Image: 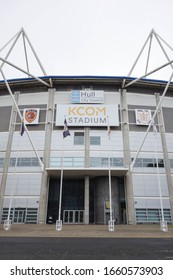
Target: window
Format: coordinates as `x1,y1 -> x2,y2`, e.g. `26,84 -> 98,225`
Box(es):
50,157 -> 84,167
9,157 -> 41,167
90,136 -> 101,145
9,158 -> 16,167
0,158 -> 4,168
136,208 -> 171,223
90,157 -> 124,167
74,132 -> 84,145
133,158 -> 164,168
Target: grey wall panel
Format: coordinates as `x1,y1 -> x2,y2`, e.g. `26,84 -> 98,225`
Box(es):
0,106 -> 11,132
162,107 -> 173,133
0,132 -> 8,151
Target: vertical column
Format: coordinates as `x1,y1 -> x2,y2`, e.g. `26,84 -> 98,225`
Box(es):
0,91 -> 20,221
84,127 -> 90,224
120,88 -> 136,224
84,127 -> 90,167
84,175 -> 89,224
155,93 -> 173,223
38,88 -> 55,224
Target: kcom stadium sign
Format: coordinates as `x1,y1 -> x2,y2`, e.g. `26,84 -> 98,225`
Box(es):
56,104 -> 119,126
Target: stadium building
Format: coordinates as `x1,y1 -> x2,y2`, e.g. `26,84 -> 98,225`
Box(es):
0,29 -> 173,226
0,75 -> 173,225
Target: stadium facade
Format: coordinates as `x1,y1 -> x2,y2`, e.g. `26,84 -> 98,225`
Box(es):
0,75 -> 173,225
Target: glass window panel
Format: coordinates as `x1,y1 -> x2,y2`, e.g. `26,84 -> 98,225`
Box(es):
136,208 -> 171,223
9,157 -> 42,167
112,158 -> 124,167
133,158 -> 143,167
133,158 -> 164,168
90,157 -> 124,167
73,157 -> 84,167
50,158 -> 61,167
63,158 -> 73,167
31,158 -> 39,166
90,136 -> 101,145
17,158 -> 30,166
80,211 -> 84,223
9,158 -> 16,167
158,159 -> 164,168
74,132 -> 84,145
102,157 -> 108,166
143,158 -> 154,167
90,157 -> 101,167
0,158 -> 4,168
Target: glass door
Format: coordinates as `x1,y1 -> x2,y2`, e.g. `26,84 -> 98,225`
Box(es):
13,209 -> 26,223
63,210 -> 84,224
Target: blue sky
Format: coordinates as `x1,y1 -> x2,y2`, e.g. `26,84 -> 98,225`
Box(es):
0,0 -> 173,80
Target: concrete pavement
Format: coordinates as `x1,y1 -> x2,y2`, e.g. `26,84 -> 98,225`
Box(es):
0,223 -> 173,238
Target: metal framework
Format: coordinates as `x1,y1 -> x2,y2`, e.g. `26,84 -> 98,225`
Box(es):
128,28 -> 173,77
125,29 -> 173,170
0,28 -> 55,171
0,27 -> 47,77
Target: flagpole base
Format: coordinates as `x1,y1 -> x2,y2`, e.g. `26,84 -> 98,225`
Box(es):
160,220 -> 168,232
56,220 -> 62,231
108,220 -> 115,231
3,219 -> 12,231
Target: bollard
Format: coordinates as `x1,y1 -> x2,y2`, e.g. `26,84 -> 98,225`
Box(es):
108,220 -> 115,231
3,219 -> 12,231
160,221 -> 168,232
56,220 -> 62,231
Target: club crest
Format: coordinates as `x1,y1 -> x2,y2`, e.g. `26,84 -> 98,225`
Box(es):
135,109 -> 151,125
24,108 -> 39,125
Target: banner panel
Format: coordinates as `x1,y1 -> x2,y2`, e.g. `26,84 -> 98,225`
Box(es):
56,104 -> 119,126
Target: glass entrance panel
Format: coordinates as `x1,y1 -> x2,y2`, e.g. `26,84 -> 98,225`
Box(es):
63,210 -> 84,224
75,211 -> 79,223
13,209 -> 26,223
18,210 -> 24,223
80,211 -> 83,223
64,211 -> 68,223
69,211 -> 74,223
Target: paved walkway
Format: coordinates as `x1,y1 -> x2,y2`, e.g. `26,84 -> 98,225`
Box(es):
0,223 -> 173,238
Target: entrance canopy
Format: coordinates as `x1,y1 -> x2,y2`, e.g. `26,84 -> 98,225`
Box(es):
46,167 -> 128,178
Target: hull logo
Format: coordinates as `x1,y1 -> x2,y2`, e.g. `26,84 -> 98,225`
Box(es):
24,108 -> 39,125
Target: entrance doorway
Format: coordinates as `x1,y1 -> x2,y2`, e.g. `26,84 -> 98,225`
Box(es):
63,210 -> 84,224
47,178 -> 84,223
13,209 -> 26,223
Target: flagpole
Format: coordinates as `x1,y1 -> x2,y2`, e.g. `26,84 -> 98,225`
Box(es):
152,120 -> 168,231
56,135 -> 64,231
108,149 -> 113,222
4,132 -> 21,230
107,116 -> 114,231
56,118 -> 70,231
58,138 -> 64,222
152,122 -> 166,231
155,141 -> 164,223
7,136 -> 21,220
